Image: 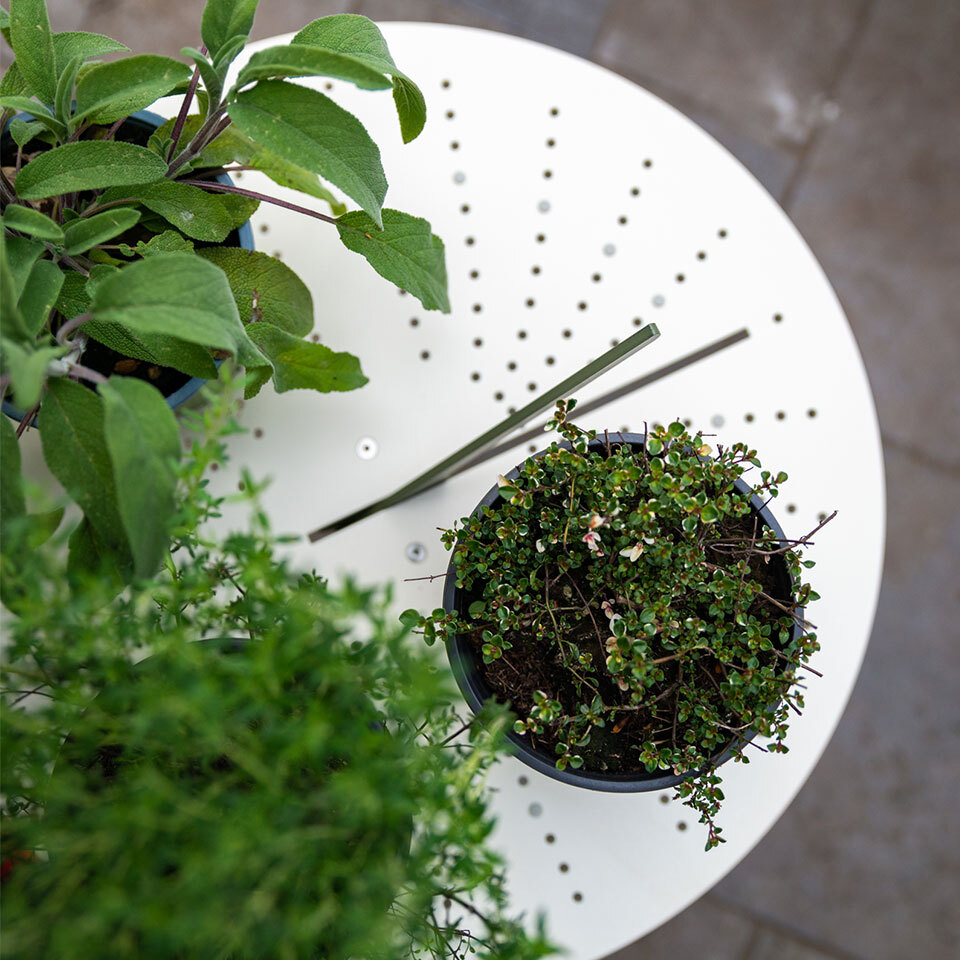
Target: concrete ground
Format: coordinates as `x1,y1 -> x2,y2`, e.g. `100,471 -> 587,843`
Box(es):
35,2 -> 959,958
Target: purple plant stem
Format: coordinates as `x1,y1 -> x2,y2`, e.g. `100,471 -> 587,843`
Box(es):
68,364 -> 107,385
178,180 -> 341,226
104,117 -> 125,141
167,45 -> 206,161
56,312 -> 92,345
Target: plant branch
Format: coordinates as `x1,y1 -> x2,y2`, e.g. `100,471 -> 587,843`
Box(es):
68,363 -> 107,385
166,105 -> 228,178
0,167 -> 22,205
56,312 -> 91,344
104,117 -> 126,141
177,180 -> 340,225
168,46 -> 206,161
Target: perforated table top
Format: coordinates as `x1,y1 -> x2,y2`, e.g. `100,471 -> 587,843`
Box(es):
17,23 -> 886,959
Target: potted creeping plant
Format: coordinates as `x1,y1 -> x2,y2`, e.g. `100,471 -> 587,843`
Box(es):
414,400 -> 832,850
0,0 -> 449,580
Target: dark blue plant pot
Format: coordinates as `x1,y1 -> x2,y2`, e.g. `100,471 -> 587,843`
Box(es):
443,432 -> 804,793
2,109 -> 254,424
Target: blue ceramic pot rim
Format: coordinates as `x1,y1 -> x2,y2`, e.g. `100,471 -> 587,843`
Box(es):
2,109 -> 255,422
442,431 -> 804,794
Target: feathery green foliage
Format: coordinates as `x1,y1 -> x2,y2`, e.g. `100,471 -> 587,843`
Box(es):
0,374 -> 553,960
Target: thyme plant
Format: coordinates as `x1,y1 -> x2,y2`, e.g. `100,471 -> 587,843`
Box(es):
0,0 -> 449,581
0,375 -> 553,960
418,400 -> 830,849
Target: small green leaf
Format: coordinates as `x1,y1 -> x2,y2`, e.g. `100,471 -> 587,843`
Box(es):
53,270 -> 89,320
336,209 -> 450,313
83,321 -> 218,380
104,180 -> 233,242
700,503 -> 720,524
2,204 -> 63,241
75,55 -> 192,124
246,322 -> 366,395
236,43 -> 392,90
51,30 -> 130,72
55,52 -> 82,126
180,47 -> 222,113
18,259 -> 64,335
13,140 -> 167,200
201,0 -> 258,63
196,247 -> 313,335
389,76 -> 427,145
7,116 -> 44,147
25,506 -> 64,547
100,378 -> 180,579
229,79 -> 386,226
646,437 -> 664,455
0,337 -> 67,408
66,514 -> 127,585
213,190 -> 259,230
293,14 -> 426,142
212,34 -> 248,73
125,230 -> 196,257
398,608 -> 421,628
682,515 -> 698,533
8,0 -> 56,104
0,60 -> 29,97
0,233 -> 29,341
39,378 -> 132,574
0,95 -> 66,139
0,413 -> 26,545
62,208 -> 141,255
3,234 -> 44,302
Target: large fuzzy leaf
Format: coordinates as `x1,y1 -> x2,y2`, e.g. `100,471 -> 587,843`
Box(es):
39,378 -> 132,576
336,209 -> 449,313
246,322 -> 367,395
62,208 -> 141,255
201,0 -> 258,63
196,247 -> 313,336
13,140 -> 166,200
294,15 -> 426,143
236,43 -> 391,90
99,378 -> 180,578
8,0 -> 55,104
0,337 -> 67,408
18,259 -> 65,335
87,253 -> 270,380
101,180 -> 234,242
1,204 -> 63,242
75,55 -> 192,124
229,79 -> 386,226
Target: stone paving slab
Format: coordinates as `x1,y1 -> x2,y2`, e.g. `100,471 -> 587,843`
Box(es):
11,3 -> 957,959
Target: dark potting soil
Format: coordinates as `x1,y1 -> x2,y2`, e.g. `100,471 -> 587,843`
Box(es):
459,509 -> 796,777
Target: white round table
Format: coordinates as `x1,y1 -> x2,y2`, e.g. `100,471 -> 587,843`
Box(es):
23,24 -> 886,959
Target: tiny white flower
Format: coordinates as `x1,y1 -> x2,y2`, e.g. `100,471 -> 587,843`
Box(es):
588,514 -> 606,530
535,539 -> 545,553
582,530 -> 602,553
619,543 -> 644,562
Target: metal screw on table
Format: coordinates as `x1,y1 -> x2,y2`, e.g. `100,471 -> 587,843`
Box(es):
406,543 -> 427,563
356,437 -> 378,459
